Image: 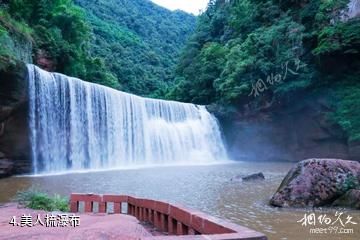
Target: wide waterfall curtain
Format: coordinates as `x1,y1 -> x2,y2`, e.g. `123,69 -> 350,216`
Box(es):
28,65 -> 228,174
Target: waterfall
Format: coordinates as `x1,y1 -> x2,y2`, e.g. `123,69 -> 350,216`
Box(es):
341,0 -> 360,21
28,65 -> 228,174
348,0 -> 360,19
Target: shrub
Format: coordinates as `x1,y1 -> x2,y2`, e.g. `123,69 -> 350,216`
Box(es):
14,188 -> 69,212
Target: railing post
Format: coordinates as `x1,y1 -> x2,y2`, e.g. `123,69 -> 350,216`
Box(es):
132,205 -> 136,216
176,222 -> 187,235
149,209 -> 154,224
154,211 -> 160,229
84,201 -> 92,212
143,208 -> 148,221
168,217 -> 177,235
99,201 -> 106,213
160,214 -> 168,232
139,207 -> 143,221
114,202 -> 121,214
70,201 -> 78,213
142,208 -> 147,221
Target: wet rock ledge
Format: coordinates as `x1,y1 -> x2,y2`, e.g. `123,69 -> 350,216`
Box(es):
0,60 -> 31,178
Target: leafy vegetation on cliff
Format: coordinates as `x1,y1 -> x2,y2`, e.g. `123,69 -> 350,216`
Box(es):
332,81 -> 360,142
167,0 -> 360,142
0,0 -> 117,87
1,0 -> 359,142
74,0 -> 196,96
0,0 -> 196,96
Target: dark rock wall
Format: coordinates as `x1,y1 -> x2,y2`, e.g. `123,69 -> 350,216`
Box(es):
213,92 -> 359,162
0,61 -> 31,176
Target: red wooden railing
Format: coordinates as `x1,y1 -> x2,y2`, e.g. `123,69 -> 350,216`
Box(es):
70,193 -> 267,240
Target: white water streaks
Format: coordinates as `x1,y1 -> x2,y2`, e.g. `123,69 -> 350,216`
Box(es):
348,0 -> 360,19
28,65 -> 228,174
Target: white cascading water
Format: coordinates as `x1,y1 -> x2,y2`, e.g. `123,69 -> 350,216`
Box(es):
341,0 -> 360,21
348,0 -> 360,19
28,64 -> 228,174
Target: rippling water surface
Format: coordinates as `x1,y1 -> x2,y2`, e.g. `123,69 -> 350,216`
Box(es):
0,162 -> 359,240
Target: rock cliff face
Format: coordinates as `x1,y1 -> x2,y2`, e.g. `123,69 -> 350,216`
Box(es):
211,92 -> 360,162
0,60 -> 31,177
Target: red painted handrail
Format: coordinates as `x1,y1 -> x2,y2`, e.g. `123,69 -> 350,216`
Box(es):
70,193 -> 267,240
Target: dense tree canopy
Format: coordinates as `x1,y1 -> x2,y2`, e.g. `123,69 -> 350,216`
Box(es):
74,0 -> 196,96
0,0 -> 196,95
0,0 -> 120,87
166,0 -> 360,141
1,0 -> 359,142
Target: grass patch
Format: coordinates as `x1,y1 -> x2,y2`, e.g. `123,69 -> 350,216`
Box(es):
14,188 -> 69,212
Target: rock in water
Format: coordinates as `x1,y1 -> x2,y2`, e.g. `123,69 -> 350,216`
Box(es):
332,189 -> 360,209
270,159 -> 360,208
242,172 -> 265,182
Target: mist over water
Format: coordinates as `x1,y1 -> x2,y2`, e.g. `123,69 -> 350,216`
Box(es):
28,65 -> 227,174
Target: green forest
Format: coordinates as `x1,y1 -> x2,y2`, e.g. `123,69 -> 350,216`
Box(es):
0,0 -> 195,96
167,0 -> 360,142
0,0 -> 359,142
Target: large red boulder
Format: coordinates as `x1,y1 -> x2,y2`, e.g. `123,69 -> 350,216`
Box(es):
270,158 -> 360,208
